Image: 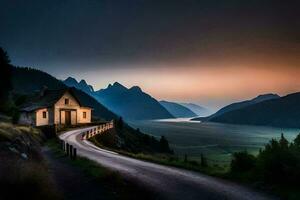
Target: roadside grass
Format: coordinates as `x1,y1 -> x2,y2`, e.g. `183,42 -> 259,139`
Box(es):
89,136 -> 228,176
46,139 -> 156,200
0,122 -> 43,143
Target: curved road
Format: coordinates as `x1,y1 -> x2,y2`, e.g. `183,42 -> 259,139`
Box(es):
59,126 -> 275,200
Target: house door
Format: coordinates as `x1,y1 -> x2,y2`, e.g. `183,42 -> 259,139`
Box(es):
65,111 -> 71,125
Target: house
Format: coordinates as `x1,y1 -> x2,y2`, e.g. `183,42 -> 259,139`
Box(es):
18,88 -> 92,126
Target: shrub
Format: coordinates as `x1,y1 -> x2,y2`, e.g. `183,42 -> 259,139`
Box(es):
230,151 -> 256,173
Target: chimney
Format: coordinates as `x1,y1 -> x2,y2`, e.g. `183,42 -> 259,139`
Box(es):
40,85 -> 48,97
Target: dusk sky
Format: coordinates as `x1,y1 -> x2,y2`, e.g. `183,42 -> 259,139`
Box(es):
1,0 -> 300,110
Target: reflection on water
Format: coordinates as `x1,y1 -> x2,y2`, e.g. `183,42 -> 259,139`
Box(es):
154,117 -> 201,123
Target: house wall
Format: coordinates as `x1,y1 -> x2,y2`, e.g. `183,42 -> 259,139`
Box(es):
53,91 -> 91,125
36,108 -> 49,126
77,108 -> 92,124
71,110 -> 77,125
54,91 -> 81,125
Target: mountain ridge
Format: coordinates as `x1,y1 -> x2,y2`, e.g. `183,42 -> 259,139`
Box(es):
64,77 -> 174,120
192,93 -> 280,121
160,100 -> 197,118
208,92 -> 300,128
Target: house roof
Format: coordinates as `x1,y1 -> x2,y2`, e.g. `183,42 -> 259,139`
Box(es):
19,88 -> 91,112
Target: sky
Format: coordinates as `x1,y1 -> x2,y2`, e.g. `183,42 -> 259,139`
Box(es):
1,0 -> 300,110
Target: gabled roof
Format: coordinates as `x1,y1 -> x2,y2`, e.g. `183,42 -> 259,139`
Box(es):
19,88 -> 88,112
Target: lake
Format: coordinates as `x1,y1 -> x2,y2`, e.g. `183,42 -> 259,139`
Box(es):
128,119 -> 300,164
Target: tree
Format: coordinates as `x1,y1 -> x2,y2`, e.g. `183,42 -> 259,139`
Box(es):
201,153 -> 208,167
0,47 -> 12,108
279,133 -> 289,150
159,136 -> 171,153
293,134 -> 300,148
116,117 -> 124,130
231,151 -> 256,173
184,154 -> 188,163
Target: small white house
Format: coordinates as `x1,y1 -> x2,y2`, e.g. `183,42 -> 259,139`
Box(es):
19,88 -> 92,126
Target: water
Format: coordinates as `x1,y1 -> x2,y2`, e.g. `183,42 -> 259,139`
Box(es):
128,119 -> 300,163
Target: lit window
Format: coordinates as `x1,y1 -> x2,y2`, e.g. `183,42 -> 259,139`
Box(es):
43,111 -> 47,118
65,98 -> 69,105
83,112 -> 87,119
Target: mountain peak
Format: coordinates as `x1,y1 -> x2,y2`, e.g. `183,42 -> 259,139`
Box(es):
79,79 -> 88,85
64,77 -> 78,84
113,82 -> 124,87
107,82 -> 127,90
253,93 -> 280,102
130,86 -> 142,92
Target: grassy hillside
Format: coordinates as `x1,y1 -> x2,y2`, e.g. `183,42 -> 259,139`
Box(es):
0,122 -> 60,200
90,118 -> 173,154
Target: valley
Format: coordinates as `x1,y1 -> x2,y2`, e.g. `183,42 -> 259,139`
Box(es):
128,119 -> 300,164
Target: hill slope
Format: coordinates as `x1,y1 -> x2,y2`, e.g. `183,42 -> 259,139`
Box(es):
180,103 -> 211,117
209,93 -> 300,128
11,67 -> 117,120
192,94 -> 280,121
12,67 -> 66,94
94,82 -> 174,120
160,101 -> 196,118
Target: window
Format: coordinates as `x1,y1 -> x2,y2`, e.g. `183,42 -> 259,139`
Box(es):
83,112 -> 87,119
65,98 -> 69,105
43,111 -> 47,118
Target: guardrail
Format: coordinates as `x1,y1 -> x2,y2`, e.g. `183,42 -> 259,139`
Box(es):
80,120 -> 114,140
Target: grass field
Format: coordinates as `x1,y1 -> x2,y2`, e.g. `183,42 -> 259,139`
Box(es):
128,120 -> 300,166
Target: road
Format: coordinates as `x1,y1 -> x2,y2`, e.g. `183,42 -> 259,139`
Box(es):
59,126 -> 275,200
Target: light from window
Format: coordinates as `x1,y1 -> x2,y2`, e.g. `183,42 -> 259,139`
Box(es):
83,112 -> 86,119
43,111 -> 47,118
65,98 -> 69,105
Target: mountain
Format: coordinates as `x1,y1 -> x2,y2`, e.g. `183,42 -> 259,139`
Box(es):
64,77 -> 94,95
209,92 -> 300,128
94,82 -> 174,120
192,93 -> 280,121
180,103 -> 211,117
159,101 -> 197,118
11,67 -> 117,120
12,67 -> 66,94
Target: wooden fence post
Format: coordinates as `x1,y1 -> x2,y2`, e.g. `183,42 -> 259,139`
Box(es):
60,140 -> 65,151
73,148 -> 77,160
66,143 -> 70,156
70,145 -> 73,158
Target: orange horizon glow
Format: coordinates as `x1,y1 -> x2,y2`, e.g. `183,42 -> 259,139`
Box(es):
63,59 -> 300,110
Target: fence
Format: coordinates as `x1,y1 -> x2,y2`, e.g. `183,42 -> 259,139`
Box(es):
60,140 -> 77,160
59,120 -> 114,160
80,120 -> 114,140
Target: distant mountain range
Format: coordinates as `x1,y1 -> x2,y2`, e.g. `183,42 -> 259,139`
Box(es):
64,78 -> 174,120
192,94 -> 280,121
193,93 -> 280,121
159,101 -> 197,118
208,93 -> 300,128
13,69 -> 300,127
191,93 -> 300,128
11,67 -> 117,120
180,103 -> 211,117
